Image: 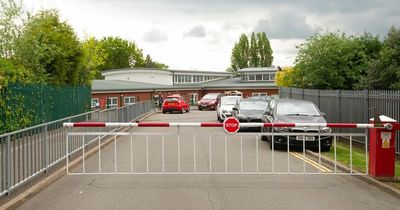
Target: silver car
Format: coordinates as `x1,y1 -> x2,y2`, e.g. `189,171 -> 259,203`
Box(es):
216,96 -> 242,122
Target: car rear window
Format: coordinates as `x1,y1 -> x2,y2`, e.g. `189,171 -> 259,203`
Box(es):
165,98 -> 179,102
202,94 -> 219,100
276,102 -> 320,116
239,101 -> 268,110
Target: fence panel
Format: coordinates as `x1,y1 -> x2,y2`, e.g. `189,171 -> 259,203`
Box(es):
280,87 -> 400,153
0,100 -> 155,197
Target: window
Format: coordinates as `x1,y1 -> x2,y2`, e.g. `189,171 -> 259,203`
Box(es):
185,75 -> 191,83
248,74 -> 255,81
270,74 -> 275,81
107,97 -> 118,108
91,98 -> 99,108
124,96 -> 136,105
263,74 -> 269,81
252,93 -> 267,97
255,74 -> 262,80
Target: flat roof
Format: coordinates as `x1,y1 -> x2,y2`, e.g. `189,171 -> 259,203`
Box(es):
92,77 -> 277,93
102,68 -> 232,76
238,67 -> 278,73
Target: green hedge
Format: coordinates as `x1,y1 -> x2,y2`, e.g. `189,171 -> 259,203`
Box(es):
0,84 -> 90,134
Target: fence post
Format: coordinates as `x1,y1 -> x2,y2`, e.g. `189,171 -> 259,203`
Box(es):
301,88 -> 305,100
336,90 -> 341,123
363,89 -> 369,123
289,88 -> 292,98
316,89 -> 320,107
5,135 -> 11,195
43,124 -> 49,173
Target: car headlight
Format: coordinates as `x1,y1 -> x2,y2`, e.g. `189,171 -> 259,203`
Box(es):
320,127 -> 332,133
274,127 -> 291,132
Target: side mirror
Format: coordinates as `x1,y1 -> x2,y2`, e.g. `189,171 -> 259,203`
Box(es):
321,112 -> 326,117
264,110 -> 272,116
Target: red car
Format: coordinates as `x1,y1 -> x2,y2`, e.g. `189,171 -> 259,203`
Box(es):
197,93 -> 223,110
162,95 -> 190,114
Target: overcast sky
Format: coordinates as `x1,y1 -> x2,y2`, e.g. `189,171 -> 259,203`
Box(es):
23,0 -> 400,71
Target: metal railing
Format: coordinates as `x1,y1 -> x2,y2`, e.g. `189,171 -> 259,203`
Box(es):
0,101 -> 155,197
64,122 -> 371,176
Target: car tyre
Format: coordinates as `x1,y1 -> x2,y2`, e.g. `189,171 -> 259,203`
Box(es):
261,135 -> 268,141
162,110 -> 166,114
269,142 -> 284,150
321,146 -> 331,152
186,107 -> 190,113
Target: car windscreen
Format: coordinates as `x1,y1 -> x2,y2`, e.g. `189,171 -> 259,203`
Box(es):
276,102 -> 321,116
202,94 -> 218,100
165,98 -> 179,102
221,97 -> 239,105
239,101 -> 268,111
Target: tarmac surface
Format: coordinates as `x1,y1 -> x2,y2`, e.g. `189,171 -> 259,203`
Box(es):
18,110 -> 400,209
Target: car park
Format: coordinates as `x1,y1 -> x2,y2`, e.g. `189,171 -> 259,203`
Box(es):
162,94 -> 190,114
262,98 -> 332,151
216,95 -> 242,122
231,97 -> 269,131
198,93 -> 223,110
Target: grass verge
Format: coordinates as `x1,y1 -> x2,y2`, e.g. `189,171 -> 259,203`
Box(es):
322,141 -> 400,176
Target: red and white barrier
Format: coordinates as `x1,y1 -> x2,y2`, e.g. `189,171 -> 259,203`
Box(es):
63,121 -> 394,129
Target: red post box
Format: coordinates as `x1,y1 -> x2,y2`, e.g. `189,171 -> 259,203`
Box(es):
369,115 -> 397,177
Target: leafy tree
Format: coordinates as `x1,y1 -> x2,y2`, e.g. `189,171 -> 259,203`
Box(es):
257,32 -> 273,66
0,0 -> 24,59
230,32 -> 273,75
231,34 -> 249,74
100,36 -> 144,70
249,32 -> 259,67
15,9 -> 84,85
293,32 -> 374,89
275,66 -> 295,87
81,36 -> 107,81
144,54 -> 168,69
362,27 -> 400,89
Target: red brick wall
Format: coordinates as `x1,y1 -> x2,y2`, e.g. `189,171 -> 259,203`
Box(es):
92,88 -> 279,109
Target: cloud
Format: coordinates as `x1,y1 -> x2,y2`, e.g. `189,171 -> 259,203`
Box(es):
254,11 -> 320,39
143,29 -> 168,43
183,25 -> 207,38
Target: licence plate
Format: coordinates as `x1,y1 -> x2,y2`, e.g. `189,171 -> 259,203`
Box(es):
296,136 -> 315,141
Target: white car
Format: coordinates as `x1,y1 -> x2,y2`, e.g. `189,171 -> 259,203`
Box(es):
216,96 -> 242,122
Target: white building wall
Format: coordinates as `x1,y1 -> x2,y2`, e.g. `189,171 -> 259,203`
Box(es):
104,70 -> 173,85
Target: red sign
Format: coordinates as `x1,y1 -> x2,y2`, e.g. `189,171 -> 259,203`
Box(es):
223,117 -> 240,133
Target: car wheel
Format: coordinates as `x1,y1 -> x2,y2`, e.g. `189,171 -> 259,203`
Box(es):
261,135 -> 268,141
162,110 -> 166,114
217,114 -> 221,122
180,108 -> 184,114
198,106 -> 202,111
321,146 -> 331,152
269,142 -> 284,150
186,107 -> 190,112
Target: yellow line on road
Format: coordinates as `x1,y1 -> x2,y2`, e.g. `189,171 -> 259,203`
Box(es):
290,152 -> 332,173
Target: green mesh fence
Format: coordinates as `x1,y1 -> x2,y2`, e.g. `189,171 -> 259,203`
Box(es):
0,84 -> 91,134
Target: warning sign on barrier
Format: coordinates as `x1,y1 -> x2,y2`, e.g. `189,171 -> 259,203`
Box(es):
381,132 -> 391,149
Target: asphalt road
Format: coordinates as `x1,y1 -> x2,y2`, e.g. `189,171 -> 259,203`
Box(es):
18,110 -> 400,209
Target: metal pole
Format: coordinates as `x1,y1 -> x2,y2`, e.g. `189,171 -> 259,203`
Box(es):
6,135 -> 11,195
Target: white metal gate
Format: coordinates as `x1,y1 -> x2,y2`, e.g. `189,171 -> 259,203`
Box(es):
63,121 -> 381,175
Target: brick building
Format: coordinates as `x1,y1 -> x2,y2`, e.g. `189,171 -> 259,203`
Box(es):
91,67 -> 279,109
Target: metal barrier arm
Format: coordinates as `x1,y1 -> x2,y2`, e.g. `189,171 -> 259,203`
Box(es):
63,122 -> 395,130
